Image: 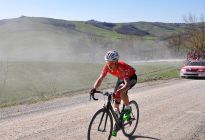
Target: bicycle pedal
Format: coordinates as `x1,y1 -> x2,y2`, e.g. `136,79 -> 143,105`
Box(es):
128,121 -> 132,126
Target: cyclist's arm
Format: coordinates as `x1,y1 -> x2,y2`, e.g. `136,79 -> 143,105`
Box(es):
94,73 -> 106,89
116,78 -> 130,93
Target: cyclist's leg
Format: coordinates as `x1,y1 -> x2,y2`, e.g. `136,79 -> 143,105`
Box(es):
114,78 -> 122,93
113,79 -> 123,112
123,74 -> 138,100
112,82 -> 123,137
112,76 -> 137,135
120,88 -> 129,106
115,74 -> 137,105
114,98 -> 121,112
117,77 -> 137,107
121,75 -> 138,121
114,83 -> 130,107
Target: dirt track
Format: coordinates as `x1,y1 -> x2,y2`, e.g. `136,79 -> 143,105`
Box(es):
0,79 -> 205,140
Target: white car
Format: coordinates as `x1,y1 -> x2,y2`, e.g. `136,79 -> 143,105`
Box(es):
180,61 -> 205,78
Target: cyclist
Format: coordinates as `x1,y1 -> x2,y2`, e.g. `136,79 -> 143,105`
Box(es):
90,50 -> 137,137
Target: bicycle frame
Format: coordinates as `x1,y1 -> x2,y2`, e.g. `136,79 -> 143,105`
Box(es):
89,90 -> 139,139
97,93 -> 125,132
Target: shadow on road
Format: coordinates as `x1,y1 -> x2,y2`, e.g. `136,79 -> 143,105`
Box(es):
184,77 -> 205,80
128,135 -> 161,140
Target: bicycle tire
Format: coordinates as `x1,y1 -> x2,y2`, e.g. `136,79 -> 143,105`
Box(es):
122,100 -> 139,137
87,108 -> 113,140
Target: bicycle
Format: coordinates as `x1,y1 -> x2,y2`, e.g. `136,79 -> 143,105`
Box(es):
87,90 -> 139,140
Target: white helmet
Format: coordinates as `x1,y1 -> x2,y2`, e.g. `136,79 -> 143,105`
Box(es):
104,50 -> 119,62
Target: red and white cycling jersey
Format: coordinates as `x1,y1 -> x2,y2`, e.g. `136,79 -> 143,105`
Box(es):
101,61 -> 136,80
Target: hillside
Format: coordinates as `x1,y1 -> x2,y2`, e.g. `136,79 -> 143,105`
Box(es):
84,20 -> 185,38
0,16 -> 185,62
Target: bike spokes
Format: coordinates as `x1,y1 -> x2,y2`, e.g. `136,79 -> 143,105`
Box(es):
88,109 -> 113,140
122,100 -> 139,137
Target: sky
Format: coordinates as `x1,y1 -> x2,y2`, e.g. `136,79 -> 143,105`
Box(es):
0,0 -> 205,23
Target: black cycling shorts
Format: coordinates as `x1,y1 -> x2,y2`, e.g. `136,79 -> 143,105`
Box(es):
114,74 -> 137,93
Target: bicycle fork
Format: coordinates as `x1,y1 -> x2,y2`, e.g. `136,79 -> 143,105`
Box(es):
98,108 -> 109,132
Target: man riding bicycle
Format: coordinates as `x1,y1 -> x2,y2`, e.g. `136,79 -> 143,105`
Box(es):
90,50 -> 137,137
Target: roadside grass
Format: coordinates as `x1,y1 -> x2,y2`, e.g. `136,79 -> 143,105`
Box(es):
135,61 -> 182,82
0,61 -> 183,108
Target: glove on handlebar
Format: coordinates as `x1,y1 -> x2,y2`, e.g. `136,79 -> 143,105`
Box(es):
89,88 -> 96,96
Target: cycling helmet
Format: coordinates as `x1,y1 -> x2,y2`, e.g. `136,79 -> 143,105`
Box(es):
104,50 -> 119,62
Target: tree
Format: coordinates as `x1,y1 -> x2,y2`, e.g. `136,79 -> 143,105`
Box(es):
168,14 -> 205,51
167,32 -> 184,51
183,14 -> 205,50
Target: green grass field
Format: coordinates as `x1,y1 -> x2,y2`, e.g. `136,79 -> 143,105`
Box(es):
0,61 -> 183,108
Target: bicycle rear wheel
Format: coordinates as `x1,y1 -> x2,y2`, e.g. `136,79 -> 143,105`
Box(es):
122,100 -> 139,137
87,108 -> 113,140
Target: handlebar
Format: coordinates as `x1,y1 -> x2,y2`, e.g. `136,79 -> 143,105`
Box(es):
90,90 -> 112,101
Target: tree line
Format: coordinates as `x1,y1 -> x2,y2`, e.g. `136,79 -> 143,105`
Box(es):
168,14 -> 205,51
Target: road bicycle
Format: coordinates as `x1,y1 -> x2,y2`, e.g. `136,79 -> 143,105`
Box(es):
87,90 -> 139,140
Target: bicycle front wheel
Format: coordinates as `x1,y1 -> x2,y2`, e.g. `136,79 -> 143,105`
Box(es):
87,108 -> 113,140
122,100 -> 139,137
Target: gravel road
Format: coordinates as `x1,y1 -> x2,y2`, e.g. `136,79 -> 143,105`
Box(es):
0,79 -> 205,140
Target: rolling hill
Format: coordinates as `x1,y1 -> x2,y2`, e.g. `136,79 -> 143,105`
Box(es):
0,16 -> 185,62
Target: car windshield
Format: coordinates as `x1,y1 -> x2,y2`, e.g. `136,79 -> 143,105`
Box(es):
188,61 -> 205,66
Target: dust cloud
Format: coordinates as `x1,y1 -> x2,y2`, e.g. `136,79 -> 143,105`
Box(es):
0,17 -> 184,63
63,36 -> 185,63
0,36 -> 184,63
